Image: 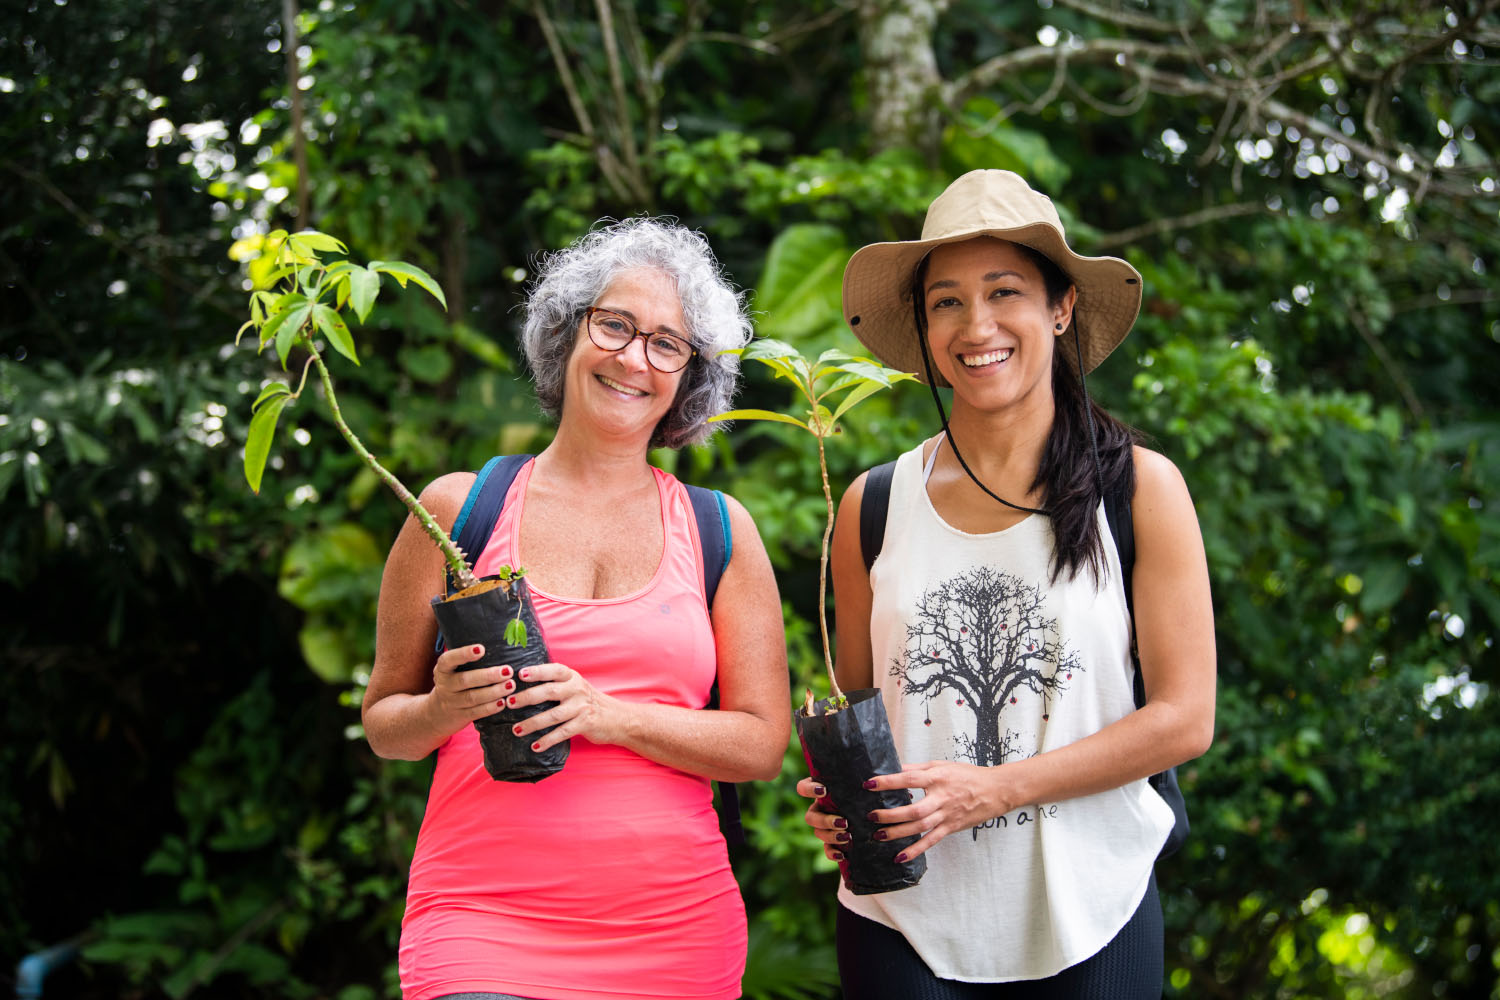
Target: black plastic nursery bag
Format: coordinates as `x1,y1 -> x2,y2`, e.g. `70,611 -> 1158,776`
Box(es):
797,687 -> 926,894
430,576 -> 569,782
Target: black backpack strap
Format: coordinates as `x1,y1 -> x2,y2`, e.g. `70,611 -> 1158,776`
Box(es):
434,454 -> 532,653
1104,476 -> 1191,857
860,460 -> 898,573
684,484 -> 731,610
1101,480 -> 1141,708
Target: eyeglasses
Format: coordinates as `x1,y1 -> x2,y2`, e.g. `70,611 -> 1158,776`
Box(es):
584,307 -> 697,373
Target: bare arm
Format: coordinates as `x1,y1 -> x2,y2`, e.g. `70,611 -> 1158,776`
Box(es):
509,494 -> 791,783
362,472 -> 517,760
813,447 -> 1217,861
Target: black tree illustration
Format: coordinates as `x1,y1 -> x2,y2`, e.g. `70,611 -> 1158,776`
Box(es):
892,566 -> 1082,766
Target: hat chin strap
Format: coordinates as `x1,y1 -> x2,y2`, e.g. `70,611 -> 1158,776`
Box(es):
914,297 -> 1048,517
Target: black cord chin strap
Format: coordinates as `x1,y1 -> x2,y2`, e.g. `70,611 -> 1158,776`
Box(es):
913,294 -> 1048,517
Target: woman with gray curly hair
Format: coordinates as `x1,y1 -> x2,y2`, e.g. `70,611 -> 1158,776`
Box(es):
364,218 -> 790,1000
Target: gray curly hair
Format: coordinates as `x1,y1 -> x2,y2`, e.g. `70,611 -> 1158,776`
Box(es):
520,218 -> 752,449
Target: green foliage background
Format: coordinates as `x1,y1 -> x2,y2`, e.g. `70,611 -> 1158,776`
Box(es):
2,1 -> 1497,997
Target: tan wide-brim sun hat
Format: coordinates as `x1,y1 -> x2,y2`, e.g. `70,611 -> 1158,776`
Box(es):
842,169 -> 1143,385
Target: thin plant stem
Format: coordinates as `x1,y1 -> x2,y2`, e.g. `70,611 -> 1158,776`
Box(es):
815,431 -> 843,702
307,342 -> 477,590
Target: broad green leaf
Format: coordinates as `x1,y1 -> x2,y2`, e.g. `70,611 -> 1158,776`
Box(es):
368,261 -> 447,309
58,422 -> 110,465
312,304 -> 358,365
708,408 -> 810,430
752,224 -> 850,342
257,306 -> 297,354
347,266 -> 380,323
244,393 -> 290,493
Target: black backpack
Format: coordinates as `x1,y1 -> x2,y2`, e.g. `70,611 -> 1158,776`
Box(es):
443,454 -> 744,845
858,459 -> 1189,857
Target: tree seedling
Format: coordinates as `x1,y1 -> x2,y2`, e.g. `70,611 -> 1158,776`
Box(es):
711,339 -> 915,712
234,229 -> 529,644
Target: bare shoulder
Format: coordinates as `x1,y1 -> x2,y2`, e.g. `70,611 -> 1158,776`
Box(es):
419,471 -> 479,531
1132,445 -> 1192,509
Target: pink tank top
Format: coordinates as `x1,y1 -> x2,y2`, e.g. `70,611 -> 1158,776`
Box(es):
398,460 -> 745,1000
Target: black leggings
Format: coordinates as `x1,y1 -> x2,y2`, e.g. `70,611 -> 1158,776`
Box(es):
835,874 -> 1163,1000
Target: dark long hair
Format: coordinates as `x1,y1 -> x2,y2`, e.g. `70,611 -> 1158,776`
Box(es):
913,243 -> 1139,585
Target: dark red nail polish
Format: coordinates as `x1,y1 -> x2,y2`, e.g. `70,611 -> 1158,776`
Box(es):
835,832 -> 850,843
895,852 -> 908,863
830,851 -> 844,861
866,811 -> 879,822
873,829 -> 888,842
833,817 -> 848,830
812,784 -> 827,797
863,778 -> 877,790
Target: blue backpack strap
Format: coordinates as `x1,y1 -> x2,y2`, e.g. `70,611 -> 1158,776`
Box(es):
434,455 -> 532,652
683,482 -> 743,846
684,484 -> 731,609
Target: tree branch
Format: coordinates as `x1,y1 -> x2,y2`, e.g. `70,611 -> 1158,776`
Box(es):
1083,201 -> 1267,251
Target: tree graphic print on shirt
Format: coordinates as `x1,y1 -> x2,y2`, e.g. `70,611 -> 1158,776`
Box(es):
892,566 -> 1083,770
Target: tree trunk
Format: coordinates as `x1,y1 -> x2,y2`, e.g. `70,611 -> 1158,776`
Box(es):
855,0 -> 948,160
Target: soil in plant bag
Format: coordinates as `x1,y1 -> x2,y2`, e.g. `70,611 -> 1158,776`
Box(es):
430,576 -> 569,782
797,687 -> 926,894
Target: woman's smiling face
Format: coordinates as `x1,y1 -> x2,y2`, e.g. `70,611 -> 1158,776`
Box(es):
559,266 -> 690,443
920,237 -> 1075,416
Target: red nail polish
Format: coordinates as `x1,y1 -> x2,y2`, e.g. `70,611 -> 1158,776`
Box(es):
531,742 -> 541,752
507,697 -> 517,707
519,669 -> 529,681
863,778 -> 877,790
513,725 -> 523,736
505,681 -> 515,691
472,645 -> 482,655
500,666 -> 512,678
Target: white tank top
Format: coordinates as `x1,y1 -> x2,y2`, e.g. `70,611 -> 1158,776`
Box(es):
837,440 -> 1173,982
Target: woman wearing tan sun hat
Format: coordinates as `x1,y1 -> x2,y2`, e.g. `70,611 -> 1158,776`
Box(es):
796,170 -> 1217,998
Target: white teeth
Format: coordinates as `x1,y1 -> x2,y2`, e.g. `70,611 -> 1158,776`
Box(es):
598,374 -> 647,396
961,349 -> 1013,367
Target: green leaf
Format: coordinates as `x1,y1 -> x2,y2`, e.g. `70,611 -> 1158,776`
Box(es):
312,304 -> 358,365
740,338 -> 801,362
829,379 -> 891,425
244,393 -> 290,493
708,409 -> 810,430
368,260 -> 447,309
504,617 -> 528,647
291,230 -> 347,253
752,224 -> 850,343
347,266 -> 380,324
252,382 -> 292,409
275,302 -> 315,367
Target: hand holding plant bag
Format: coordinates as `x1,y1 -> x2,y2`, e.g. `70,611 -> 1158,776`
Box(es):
712,339 -> 924,893
235,230 -> 566,781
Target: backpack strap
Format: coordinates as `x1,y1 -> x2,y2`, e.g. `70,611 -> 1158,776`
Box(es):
684,484 -> 731,609
1103,475 -> 1191,856
683,483 -> 743,846
1100,479 -> 1142,709
860,460 -> 898,573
